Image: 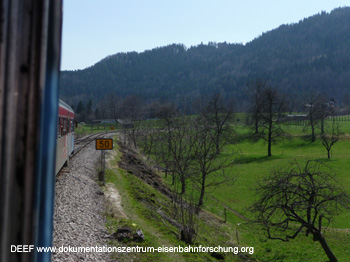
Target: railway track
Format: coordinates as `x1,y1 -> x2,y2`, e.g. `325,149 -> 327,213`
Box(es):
74,133 -> 99,145
56,131 -> 117,178
73,131 -> 116,157
73,133 -> 101,156
71,132 -> 106,158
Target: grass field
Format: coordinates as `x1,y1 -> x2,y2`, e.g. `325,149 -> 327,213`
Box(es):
75,122 -> 119,137
105,140 -> 248,261
191,122 -> 350,261
97,115 -> 350,261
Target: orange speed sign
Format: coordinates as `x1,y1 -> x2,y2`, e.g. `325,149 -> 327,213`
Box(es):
96,138 -> 113,150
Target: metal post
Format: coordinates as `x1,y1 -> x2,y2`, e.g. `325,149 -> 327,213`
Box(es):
101,150 -> 103,171
103,150 -> 106,185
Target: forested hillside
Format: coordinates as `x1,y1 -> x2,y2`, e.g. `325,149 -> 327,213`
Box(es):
60,7 -> 350,111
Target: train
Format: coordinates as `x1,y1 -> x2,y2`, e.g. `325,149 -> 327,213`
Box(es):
56,99 -> 75,174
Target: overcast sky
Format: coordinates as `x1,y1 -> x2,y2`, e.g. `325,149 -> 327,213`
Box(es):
61,0 -> 350,71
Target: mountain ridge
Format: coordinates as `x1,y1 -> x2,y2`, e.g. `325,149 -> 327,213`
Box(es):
59,7 -> 350,110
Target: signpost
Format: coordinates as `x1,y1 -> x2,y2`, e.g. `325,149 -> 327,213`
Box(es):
96,138 -> 113,150
96,138 -> 113,185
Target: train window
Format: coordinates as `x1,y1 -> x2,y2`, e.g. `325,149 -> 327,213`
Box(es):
61,117 -> 64,136
59,117 -> 62,137
63,118 -> 67,135
70,119 -> 74,132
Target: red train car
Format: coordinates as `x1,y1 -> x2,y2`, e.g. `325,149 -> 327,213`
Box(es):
56,99 -> 75,174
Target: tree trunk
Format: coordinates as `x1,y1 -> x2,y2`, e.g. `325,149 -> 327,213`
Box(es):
216,134 -> 220,155
167,130 -> 172,153
132,129 -> 137,148
198,187 -> 205,209
315,233 -> 338,262
268,117 -> 272,157
197,176 -> 206,213
311,124 -> 315,142
321,119 -> 325,135
255,117 -> 259,134
181,176 -> 186,194
327,149 -> 330,159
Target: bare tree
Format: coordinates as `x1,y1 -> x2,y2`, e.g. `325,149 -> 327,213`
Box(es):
140,98 -> 236,214
251,160 -> 350,262
157,103 -> 179,157
199,93 -> 234,154
304,92 -> 331,142
151,109 -> 197,193
169,117 -> 197,194
321,116 -> 339,159
304,92 -> 320,142
150,103 -> 179,180
120,95 -> 144,148
192,115 -> 235,211
138,121 -> 159,160
96,94 -> 120,120
171,189 -> 199,244
286,92 -> 300,115
96,100 -> 107,120
315,93 -> 334,135
139,102 -> 178,163
259,87 -> 286,157
246,79 -> 267,135
107,94 -> 120,122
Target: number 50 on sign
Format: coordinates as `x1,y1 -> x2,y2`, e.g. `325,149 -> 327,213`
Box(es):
96,138 -> 113,150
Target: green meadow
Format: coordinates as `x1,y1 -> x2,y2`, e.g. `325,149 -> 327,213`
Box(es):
192,120 -> 350,261
96,115 -> 350,261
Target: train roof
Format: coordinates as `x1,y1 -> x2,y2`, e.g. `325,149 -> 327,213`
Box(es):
59,99 -> 74,114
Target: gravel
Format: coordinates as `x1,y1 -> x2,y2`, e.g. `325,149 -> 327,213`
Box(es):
52,141 -> 112,262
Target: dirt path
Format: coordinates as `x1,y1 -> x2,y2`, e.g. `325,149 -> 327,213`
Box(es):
105,183 -> 127,219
